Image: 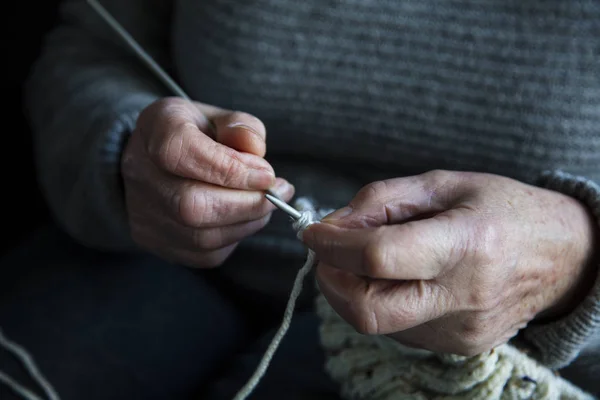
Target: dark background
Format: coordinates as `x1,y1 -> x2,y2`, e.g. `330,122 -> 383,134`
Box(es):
1,3 -> 61,254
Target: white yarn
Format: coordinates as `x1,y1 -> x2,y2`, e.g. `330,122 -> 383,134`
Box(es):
233,200 -> 320,400
0,371 -> 46,400
0,328 -> 61,400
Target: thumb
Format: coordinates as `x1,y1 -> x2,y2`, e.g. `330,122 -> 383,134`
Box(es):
320,171 -> 469,229
211,112 -> 267,157
304,212 -> 468,280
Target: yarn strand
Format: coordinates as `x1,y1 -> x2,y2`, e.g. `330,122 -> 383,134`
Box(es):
0,328 -> 60,400
0,371 -> 45,400
232,249 -> 317,400
86,0 -> 216,132
86,0 -> 190,101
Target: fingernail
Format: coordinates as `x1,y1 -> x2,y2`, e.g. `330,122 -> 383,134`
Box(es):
322,206 -> 353,222
248,169 -> 275,189
271,180 -> 294,198
227,122 -> 261,138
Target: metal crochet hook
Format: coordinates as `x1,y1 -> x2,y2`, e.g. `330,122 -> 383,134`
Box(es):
265,192 -> 302,220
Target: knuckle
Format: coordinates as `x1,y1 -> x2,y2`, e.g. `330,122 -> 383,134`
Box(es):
424,169 -> 450,182
152,96 -> 182,110
208,147 -> 244,187
153,129 -> 187,173
362,238 -> 387,277
469,220 -> 502,266
153,97 -> 190,121
137,100 -> 163,126
356,180 -> 389,204
221,156 -> 244,187
141,98 -> 189,163
422,169 -> 453,193
175,186 -> 211,227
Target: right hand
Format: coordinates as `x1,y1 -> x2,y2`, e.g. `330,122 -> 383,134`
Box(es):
121,97 -> 294,268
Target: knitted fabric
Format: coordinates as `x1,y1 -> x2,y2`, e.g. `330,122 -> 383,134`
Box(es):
315,294 -> 595,400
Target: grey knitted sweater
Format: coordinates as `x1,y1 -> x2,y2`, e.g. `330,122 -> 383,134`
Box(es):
25,0 -> 600,394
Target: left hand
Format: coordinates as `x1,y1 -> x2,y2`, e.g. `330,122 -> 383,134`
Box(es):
302,170 -> 597,356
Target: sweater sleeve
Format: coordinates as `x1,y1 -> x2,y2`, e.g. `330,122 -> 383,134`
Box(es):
24,0 -> 173,251
521,170 -> 600,370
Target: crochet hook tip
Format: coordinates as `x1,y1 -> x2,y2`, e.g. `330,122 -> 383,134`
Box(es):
265,193 -> 302,220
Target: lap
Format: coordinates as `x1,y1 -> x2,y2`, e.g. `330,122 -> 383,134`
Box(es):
0,224 -> 250,400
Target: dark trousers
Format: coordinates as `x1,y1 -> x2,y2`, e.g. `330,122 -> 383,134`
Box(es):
0,224 -> 339,400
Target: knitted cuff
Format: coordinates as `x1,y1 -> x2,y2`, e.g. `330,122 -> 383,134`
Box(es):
68,94 -> 159,251
522,170 -> 600,369
94,107 -> 142,239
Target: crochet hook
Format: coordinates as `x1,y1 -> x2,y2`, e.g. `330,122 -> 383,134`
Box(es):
265,193 -> 302,220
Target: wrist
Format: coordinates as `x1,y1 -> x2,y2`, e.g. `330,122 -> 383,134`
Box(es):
536,194 -> 599,322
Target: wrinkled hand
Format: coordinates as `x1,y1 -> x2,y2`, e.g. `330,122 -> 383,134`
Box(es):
303,170 -> 597,356
121,97 -> 294,267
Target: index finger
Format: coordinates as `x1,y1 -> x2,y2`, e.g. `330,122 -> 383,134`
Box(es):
140,98 -> 275,190
303,210 -> 471,280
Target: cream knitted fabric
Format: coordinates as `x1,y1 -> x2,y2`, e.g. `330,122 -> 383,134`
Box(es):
315,293 -> 595,400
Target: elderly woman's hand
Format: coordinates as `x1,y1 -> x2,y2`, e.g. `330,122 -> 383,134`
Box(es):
121,97 -> 294,268
302,170 -> 598,356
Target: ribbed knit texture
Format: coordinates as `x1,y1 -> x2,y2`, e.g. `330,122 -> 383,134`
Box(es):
24,0 -> 600,392
175,0 -> 600,178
